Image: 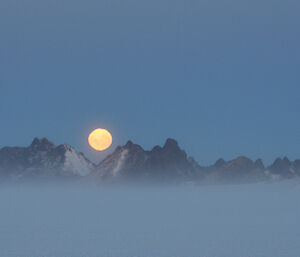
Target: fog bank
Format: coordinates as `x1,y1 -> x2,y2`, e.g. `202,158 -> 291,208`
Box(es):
0,183 -> 299,257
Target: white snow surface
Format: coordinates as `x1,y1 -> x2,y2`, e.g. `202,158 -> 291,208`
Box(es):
63,148 -> 93,176
112,149 -> 128,177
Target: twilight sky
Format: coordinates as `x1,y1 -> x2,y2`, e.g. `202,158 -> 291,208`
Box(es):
0,0 -> 299,165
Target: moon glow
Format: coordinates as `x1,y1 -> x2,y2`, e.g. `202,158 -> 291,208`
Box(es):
88,128 -> 112,151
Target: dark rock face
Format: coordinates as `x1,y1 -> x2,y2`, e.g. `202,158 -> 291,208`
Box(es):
96,138 -> 202,182
266,157 -> 300,179
293,160 -> 300,176
96,138 -> 300,183
30,138 -> 55,152
1,137 -> 300,184
215,158 -> 226,168
255,159 -> 265,170
0,138 -> 94,180
203,156 -> 266,183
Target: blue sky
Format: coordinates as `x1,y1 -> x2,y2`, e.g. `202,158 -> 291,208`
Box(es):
0,0 -> 299,165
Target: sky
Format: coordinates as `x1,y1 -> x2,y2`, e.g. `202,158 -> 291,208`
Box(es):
0,0 -> 299,165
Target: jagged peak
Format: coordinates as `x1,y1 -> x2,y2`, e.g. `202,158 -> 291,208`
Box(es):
121,140 -> 144,152
293,159 -> 300,165
272,157 -> 291,166
125,140 -> 134,147
163,138 -> 179,150
223,156 -> 255,168
215,158 -> 226,167
234,156 -> 252,162
151,145 -> 162,153
255,158 -> 265,168
56,144 -> 74,152
30,137 -> 55,151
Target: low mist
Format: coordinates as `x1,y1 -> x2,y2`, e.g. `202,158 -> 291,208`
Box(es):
0,182 -> 299,257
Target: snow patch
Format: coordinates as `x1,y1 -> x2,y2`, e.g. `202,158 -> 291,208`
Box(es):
112,149 -> 128,177
63,148 -> 93,176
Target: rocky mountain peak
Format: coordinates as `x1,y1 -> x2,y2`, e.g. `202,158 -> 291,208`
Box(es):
121,141 -> 144,154
0,138 -> 94,179
271,157 -> 291,169
163,138 -> 179,151
151,145 -> 163,153
267,157 -> 293,178
124,140 -> 134,147
283,157 -> 291,164
30,137 -> 55,151
204,155 -> 266,183
96,138 -> 200,181
254,159 -> 265,169
1,137 -> 300,183
234,156 -> 253,164
215,158 -> 226,168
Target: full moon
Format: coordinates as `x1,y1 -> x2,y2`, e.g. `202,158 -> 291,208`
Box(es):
88,128 -> 112,151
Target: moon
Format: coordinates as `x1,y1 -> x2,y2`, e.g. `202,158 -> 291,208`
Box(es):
88,128 -> 112,151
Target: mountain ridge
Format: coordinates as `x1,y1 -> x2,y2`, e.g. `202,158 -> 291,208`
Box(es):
0,137 -> 300,183
95,138 -> 200,182
0,138 -> 95,180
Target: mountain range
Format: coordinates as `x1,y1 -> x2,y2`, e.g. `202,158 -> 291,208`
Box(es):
0,137 -> 299,183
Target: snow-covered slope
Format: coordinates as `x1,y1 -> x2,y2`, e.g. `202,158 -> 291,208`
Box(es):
62,145 -> 94,176
1,137 -> 300,183
95,139 -> 201,181
0,138 -> 95,179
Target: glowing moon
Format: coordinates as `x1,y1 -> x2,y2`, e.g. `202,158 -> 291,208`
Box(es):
88,128 -> 112,151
